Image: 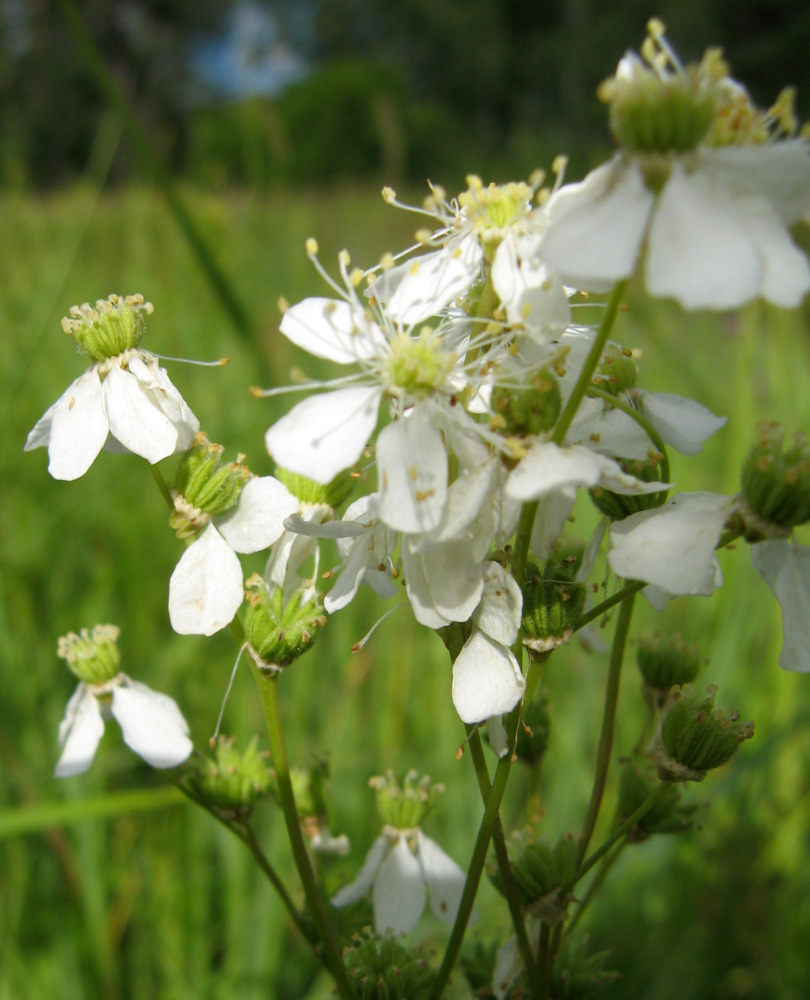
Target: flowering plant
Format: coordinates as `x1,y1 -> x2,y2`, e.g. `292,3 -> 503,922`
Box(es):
22,21 -> 810,999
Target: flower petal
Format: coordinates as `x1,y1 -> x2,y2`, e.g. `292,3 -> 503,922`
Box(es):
169,525 -> 244,635
640,392 -> 727,456
111,680 -> 192,768
103,364 -> 181,463
608,492 -> 729,596
332,835 -> 390,908
217,477 -> 298,554
417,832 -> 467,925
45,371 -> 109,481
492,232 -> 571,341
452,630 -> 525,724
280,298 -> 387,363
55,684 -> 105,778
377,407 -> 448,533
372,836 -> 426,936
472,561 -> 523,647
424,539 -> 484,623
265,385 -> 382,484
751,540 -> 810,672
541,160 -> 653,290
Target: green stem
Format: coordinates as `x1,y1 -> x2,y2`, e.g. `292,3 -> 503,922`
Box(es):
584,385 -> 671,487
149,463 -> 174,510
551,281 -> 628,446
565,839 -> 626,935
577,593 -> 636,864
537,922 -> 553,1000
467,729 -> 541,997
512,501 -> 539,590
251,666 -> 354,1000
575,581 -> 645,633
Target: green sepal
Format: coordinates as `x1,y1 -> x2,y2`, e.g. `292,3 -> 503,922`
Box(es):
184,737 -> 271,820
490,366 -> 561,437
244,576 -> 326,670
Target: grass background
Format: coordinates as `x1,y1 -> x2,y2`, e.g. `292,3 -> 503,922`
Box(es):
2,182 -> 810,1000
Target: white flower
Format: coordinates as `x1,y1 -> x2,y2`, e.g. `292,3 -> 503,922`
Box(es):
26,349 -> 199,481
451,628 -> 525,726
331,828 -> 467,936
751,539 -> 810,672
168,477 -> 298,635
56,675 -> 192,778
540,43 -> 810,310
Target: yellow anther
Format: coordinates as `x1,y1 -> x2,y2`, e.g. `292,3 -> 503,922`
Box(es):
382,186 -> 396,203
305,237 -> 319,256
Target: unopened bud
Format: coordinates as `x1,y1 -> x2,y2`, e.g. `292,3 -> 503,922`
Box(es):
590,452 -> 666,520
521,556 -> 586,655
186,737 -> 271,820
343,930 -> 433,1000
739,423 -> 810,539
491,832 -> 579,922
636,633 -> 702,704
244,576 -> 326,670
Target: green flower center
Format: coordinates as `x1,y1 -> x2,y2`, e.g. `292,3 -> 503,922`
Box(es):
62,294 -> 152,362
385,330 -> 455,396
58,624 -> 121,685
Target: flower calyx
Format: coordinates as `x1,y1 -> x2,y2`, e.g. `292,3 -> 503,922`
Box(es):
491,831 -> 579,922
521,556 -> 586,656
738,423 -> 810,541
244,574 -> 326,671
593,343 -> 639,396
343,930 -> 433,1000
490,366 -> 562,438
276,466 -> 356,510
590,451 -> 667,521
185,737 -> 271,821
656,684 -> 754,782
636,632 -> 702,707
170,433 -> 250,538
61,293 -> 153,362
58,624 -> 122,686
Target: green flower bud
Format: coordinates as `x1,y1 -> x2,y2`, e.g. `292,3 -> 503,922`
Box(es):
343,930 -> 433,1000
492,832 -> 579,922
739,423 -> 810,539
490,367 -> 561,437
244,575 -> 326,671
370,770 -> 443,831
617,758 -> 696,840
515,696 -> 551,766
657,684 -> 754,782
276,466 -> 355,509
594,344 -> 638,396
61,293 -> 152,362
58,624 -> 121,685
551,936 -> 621,999
589,452 -> 666,521
521,557 -> 586,655
636,633 -> 702,703
170,434 -> 250,537
185,737 -> 271,820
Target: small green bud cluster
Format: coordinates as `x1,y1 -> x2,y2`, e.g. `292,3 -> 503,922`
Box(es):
521,554 -> 586,655
514,696 -> 551,766
57,624 -> 121,685
244,575 -> 326,671
492,832 -> 579,922
593,344 -> 638,396
343,930 -> 433,1000
186,737 -> 271,820
617,758 -> 695,840
371,770 -> 443,831
636,633 -> 702,704
276,466 -> 355,509
657,684 -> 754,782
490,367 -> 562,437
590,452 -> 666,521
739,423 -> 810,540
170,433 -> 249,537
62,293 -> 152,362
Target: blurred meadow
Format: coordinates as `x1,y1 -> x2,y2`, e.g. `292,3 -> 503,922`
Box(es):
3,3 -> 810,999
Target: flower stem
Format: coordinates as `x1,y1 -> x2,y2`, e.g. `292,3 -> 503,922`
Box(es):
566,840 -> 626,935
575,581 -> 646,632
149,462 -> 174,509
537,922 -> 553,1000
251,665 -> 354,1000
551,280 -> 628,446
467,728 -> 541,997
577,592 -> 636,864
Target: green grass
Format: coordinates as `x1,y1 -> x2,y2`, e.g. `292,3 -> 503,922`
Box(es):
2,184 -> 810,999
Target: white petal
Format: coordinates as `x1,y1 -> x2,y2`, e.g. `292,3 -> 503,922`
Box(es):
324,533 -> 375,612
424,540 -> 484,623
567,405 -> 652,460
127,354 -> 200,451
417,833 -> 467,925
487,716 -> 510,758
646,164 -> 762,310
372,836 -> 426,936
280,298 -> 386,364
379,235 -> 483,325
25,399 -> 58,451
492,233 -> 571,340
217,477 -> 298,554
377,407 -> 448,533
332,836 -> 390,908
608,492 -> 729,595
402,543 -> 452,629
266,385 -> 382,484
741,202 -> 810,308
55,685 -> 105,778
111,680 -> 192,768
428,456 -> 498,544
169,525 -> 244,635
530,491 -> 575,560
452,630 -> 525,724
751,540 -> 810,672
640,392 -> 727,456
46,371 -> 109,481
506,441 -> 596,501
541,160 -> 653,290
283,513 -> 366,539
493,934 -> 521,1000
472,562 -> 523,647
103,364 -> 180,463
